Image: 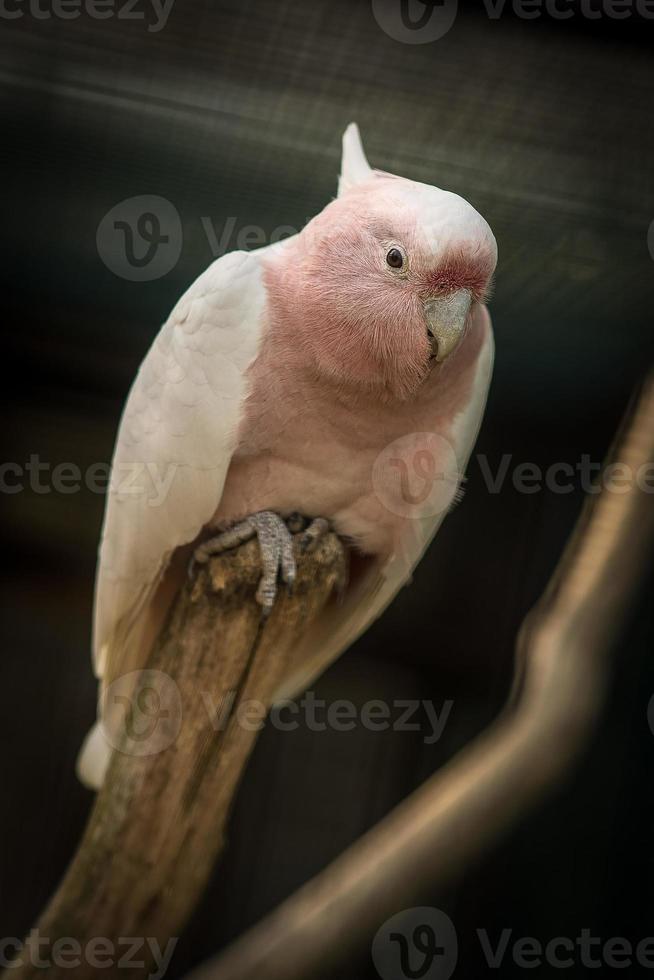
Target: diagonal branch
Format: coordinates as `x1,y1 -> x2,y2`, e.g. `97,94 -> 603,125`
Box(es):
7,532 -> 347,980
190,374 -> 654,980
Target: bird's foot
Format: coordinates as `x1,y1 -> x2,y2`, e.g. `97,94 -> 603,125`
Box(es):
191,511 -> 330,617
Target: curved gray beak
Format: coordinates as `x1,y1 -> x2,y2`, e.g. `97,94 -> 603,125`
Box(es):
424,289 -> 472,362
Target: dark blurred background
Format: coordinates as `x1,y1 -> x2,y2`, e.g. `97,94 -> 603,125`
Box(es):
1,0 -> 654,976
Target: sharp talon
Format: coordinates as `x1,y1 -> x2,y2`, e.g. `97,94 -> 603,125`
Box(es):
257,579 -> 277,615
256,586 -> 275,607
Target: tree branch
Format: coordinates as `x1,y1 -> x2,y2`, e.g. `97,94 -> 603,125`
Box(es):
9,532 -> 347,980
189,375 -> 654,980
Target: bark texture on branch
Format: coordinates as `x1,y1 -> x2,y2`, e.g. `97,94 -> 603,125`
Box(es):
9,532 -> 346,980
189,376 -> 654,980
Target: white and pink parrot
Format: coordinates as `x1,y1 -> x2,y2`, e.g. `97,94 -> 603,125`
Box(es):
79,124 -> 497,788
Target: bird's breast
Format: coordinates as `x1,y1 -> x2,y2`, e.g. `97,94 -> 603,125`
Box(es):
212,303 -> 489,557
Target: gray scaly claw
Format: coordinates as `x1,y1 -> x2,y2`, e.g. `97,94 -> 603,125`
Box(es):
192,511 -> 299,616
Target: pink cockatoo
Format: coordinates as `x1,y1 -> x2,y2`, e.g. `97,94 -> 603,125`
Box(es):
79,123 -> 497,788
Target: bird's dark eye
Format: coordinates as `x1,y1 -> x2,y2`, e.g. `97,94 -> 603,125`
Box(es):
386,247 -> 405,269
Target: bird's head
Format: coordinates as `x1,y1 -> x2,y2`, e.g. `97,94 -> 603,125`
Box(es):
265,124 -> 497,401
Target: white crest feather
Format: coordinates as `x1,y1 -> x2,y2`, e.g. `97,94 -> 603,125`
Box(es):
338,122 -> 373,196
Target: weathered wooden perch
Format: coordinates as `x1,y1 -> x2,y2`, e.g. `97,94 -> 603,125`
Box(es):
9,532 -> 346,980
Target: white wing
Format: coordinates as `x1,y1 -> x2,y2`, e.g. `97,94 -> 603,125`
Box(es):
79,249 -> 267,787
93,248 -> 267,693
274,310 -> 494,702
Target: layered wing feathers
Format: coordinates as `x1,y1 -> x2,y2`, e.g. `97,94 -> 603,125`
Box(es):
93,249 -> 266,688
